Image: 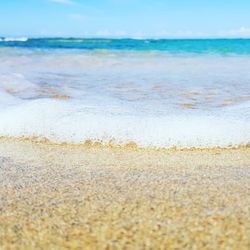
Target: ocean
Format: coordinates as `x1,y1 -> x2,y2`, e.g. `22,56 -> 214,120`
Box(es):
0,38 -> 249,148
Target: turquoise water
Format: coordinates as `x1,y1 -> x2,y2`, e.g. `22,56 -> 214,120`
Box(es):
1,38 -> 250,55
0,38 -> 249,148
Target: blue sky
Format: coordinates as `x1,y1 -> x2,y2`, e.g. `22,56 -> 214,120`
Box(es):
1,0 -> 250,38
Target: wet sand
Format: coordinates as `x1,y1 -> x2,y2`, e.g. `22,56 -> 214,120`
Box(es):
0,139 -> 250,249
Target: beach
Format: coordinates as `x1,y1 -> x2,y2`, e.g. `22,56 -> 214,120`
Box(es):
1,138 -> 249,249
0,38 -> 250,249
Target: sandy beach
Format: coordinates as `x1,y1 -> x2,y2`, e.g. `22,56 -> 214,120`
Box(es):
1,1 -> 250,249
0,138 -> 249,249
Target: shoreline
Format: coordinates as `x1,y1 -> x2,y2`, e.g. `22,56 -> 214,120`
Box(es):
0,139 -> 250,249
0,136 -> 249,152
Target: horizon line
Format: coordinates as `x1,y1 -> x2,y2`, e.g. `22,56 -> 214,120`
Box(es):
1,36 -> 250,40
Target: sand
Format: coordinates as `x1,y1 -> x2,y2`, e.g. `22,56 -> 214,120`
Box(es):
0,139 -> 250,249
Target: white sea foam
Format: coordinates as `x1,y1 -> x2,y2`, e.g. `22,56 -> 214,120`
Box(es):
0,37 -> 29,42
0,49 -> 249,148
0,99 -> 249,148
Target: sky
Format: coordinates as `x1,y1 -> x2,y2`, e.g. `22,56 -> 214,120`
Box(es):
1,0 -> 250,38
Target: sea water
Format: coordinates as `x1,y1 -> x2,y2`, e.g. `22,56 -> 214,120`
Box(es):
0,38 -> 249,148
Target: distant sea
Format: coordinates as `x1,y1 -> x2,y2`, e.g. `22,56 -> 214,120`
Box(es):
2,38 -> 250,54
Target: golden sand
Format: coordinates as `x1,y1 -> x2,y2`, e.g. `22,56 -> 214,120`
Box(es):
0,139 -> 250,249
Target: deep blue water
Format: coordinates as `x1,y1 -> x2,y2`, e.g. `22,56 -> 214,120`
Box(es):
1,38 -> 250,54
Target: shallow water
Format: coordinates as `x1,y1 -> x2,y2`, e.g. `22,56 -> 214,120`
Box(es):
0,39 -> 249,148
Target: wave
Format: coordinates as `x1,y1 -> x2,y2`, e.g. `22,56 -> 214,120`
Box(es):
0,99 -> 249,149
0,48 -> 249,149
0,37 -> 29,42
